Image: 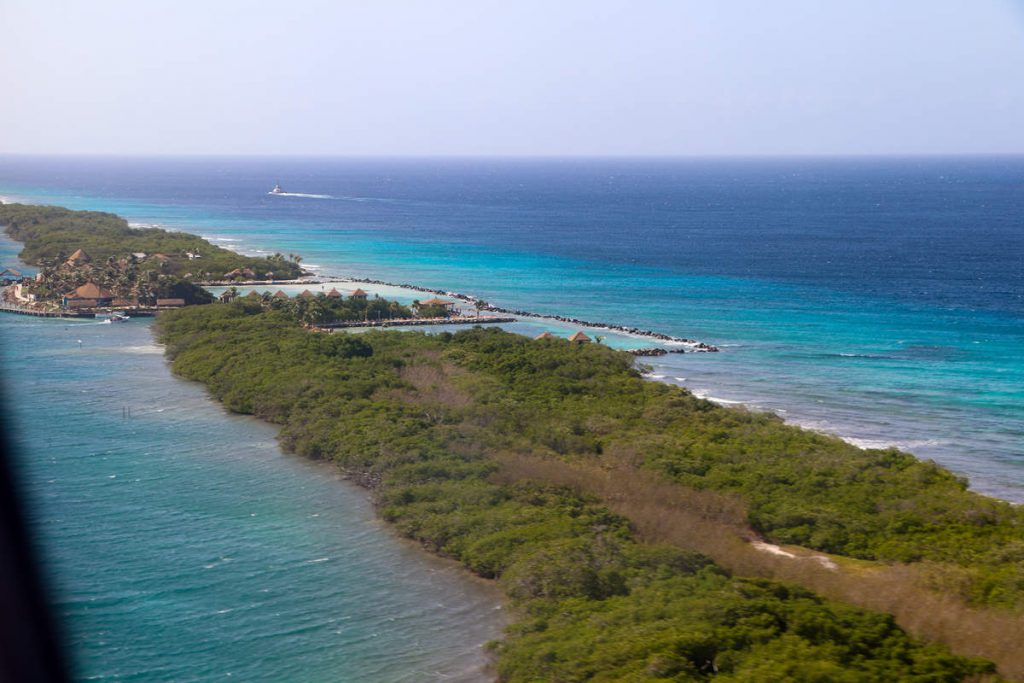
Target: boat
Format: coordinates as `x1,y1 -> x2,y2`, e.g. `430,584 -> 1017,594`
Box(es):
270,182 -> 285,195
106,313 -> 130,323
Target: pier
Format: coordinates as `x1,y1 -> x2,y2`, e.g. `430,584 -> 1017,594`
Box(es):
0,303 -> 95,319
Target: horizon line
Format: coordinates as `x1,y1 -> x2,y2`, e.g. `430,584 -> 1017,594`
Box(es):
2,151 -> 1024,161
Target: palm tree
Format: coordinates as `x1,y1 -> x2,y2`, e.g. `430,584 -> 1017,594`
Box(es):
474,299 -> 489,318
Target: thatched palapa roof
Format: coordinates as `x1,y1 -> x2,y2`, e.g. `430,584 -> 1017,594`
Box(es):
66,248 -> 91,265
73,282 -> 113,299
568,331 -> 591,343
534,331 -> 555,340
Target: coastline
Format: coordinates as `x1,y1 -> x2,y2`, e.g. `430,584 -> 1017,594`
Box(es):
2,199 -> 1017,503
5,201 -> 1023,678
209,274 -> 721,352
156,303 -> 1024,679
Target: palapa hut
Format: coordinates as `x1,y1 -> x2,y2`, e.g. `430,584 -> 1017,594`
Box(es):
534,331 -> 555,340
419,297 -> 455,311
350,288 -> 369,300
273,290 -> 289,299
66,249 -> 91,267
298,289 -> 315,299
326,287 -> 342,298
223,267 -> 255,280
63,281 -> 114,309
246,290 -> 261,297
567,331 -> 592,343
0,268 -> 23,283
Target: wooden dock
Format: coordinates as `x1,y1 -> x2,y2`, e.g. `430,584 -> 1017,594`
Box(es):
0,303 -> 95,319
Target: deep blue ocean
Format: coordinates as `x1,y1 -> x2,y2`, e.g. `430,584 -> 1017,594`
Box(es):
1,155 -> 1023,680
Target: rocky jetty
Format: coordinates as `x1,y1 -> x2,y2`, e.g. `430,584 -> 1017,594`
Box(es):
333,275 -> 721,353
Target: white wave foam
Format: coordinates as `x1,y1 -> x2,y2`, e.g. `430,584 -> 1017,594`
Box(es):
842,436 -> 948,451
268,192 -> 334,199
693,391 -> 745,405
121,345 -> 163,354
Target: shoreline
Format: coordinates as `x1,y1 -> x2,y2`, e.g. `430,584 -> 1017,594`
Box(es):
3,200 -> 1018,502
223,273 -> 722,352
156,303 -> 1024,679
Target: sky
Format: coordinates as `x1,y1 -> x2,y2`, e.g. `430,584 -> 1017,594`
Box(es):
2,0 -> 1024,156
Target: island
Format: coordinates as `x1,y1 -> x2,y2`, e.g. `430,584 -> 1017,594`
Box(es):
0,203 -> 305,314
4,203 -> 1022,681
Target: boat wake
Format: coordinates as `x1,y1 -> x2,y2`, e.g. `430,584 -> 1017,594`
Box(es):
267,192 -> 334,199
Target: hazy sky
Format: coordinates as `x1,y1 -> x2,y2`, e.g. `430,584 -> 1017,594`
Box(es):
2,0 -> 1024,156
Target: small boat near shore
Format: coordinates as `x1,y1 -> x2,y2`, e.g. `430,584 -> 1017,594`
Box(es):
105,313 -> 130,323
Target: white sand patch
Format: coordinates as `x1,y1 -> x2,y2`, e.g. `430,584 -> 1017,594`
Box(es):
751,541 -> 796,558
751,541 -> 838,571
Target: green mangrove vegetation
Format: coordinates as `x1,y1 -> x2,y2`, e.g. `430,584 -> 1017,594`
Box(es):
156,300 -> 1018,680
0,203 -> 303,281
224,287 -> 415,325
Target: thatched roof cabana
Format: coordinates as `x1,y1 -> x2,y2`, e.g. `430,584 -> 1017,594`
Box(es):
73,282 -> 113,299
326,288 -> 342,298
534,331 -> 555,340
420,297 -> 455,308
568,331 -> 591,343
66,248 -> 91,266
273,290 -> 289,299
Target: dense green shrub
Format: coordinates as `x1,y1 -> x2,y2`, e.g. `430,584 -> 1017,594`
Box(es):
154,303 -> 1005,679
0,203 -> 302,279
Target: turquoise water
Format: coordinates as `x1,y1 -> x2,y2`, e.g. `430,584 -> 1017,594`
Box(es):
1,156 -> 1021,501
1,155 -> 1023,680
0,309 -> 504,681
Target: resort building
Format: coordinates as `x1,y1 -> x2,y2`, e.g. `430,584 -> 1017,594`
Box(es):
223,267 -> 257,280
66,248 -> 91,267
351,288 -> 369,300
0,268 -> 23,283
568,331 -> 592,343
326,288 -> 342,298
299,289 -> 315,298
62,281 -> 113,309
534,331 -> 555,340
273,290 -> 289,299
419,297 -> 456,312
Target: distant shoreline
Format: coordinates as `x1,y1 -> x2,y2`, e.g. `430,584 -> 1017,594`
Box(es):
219,274 -> 721,352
